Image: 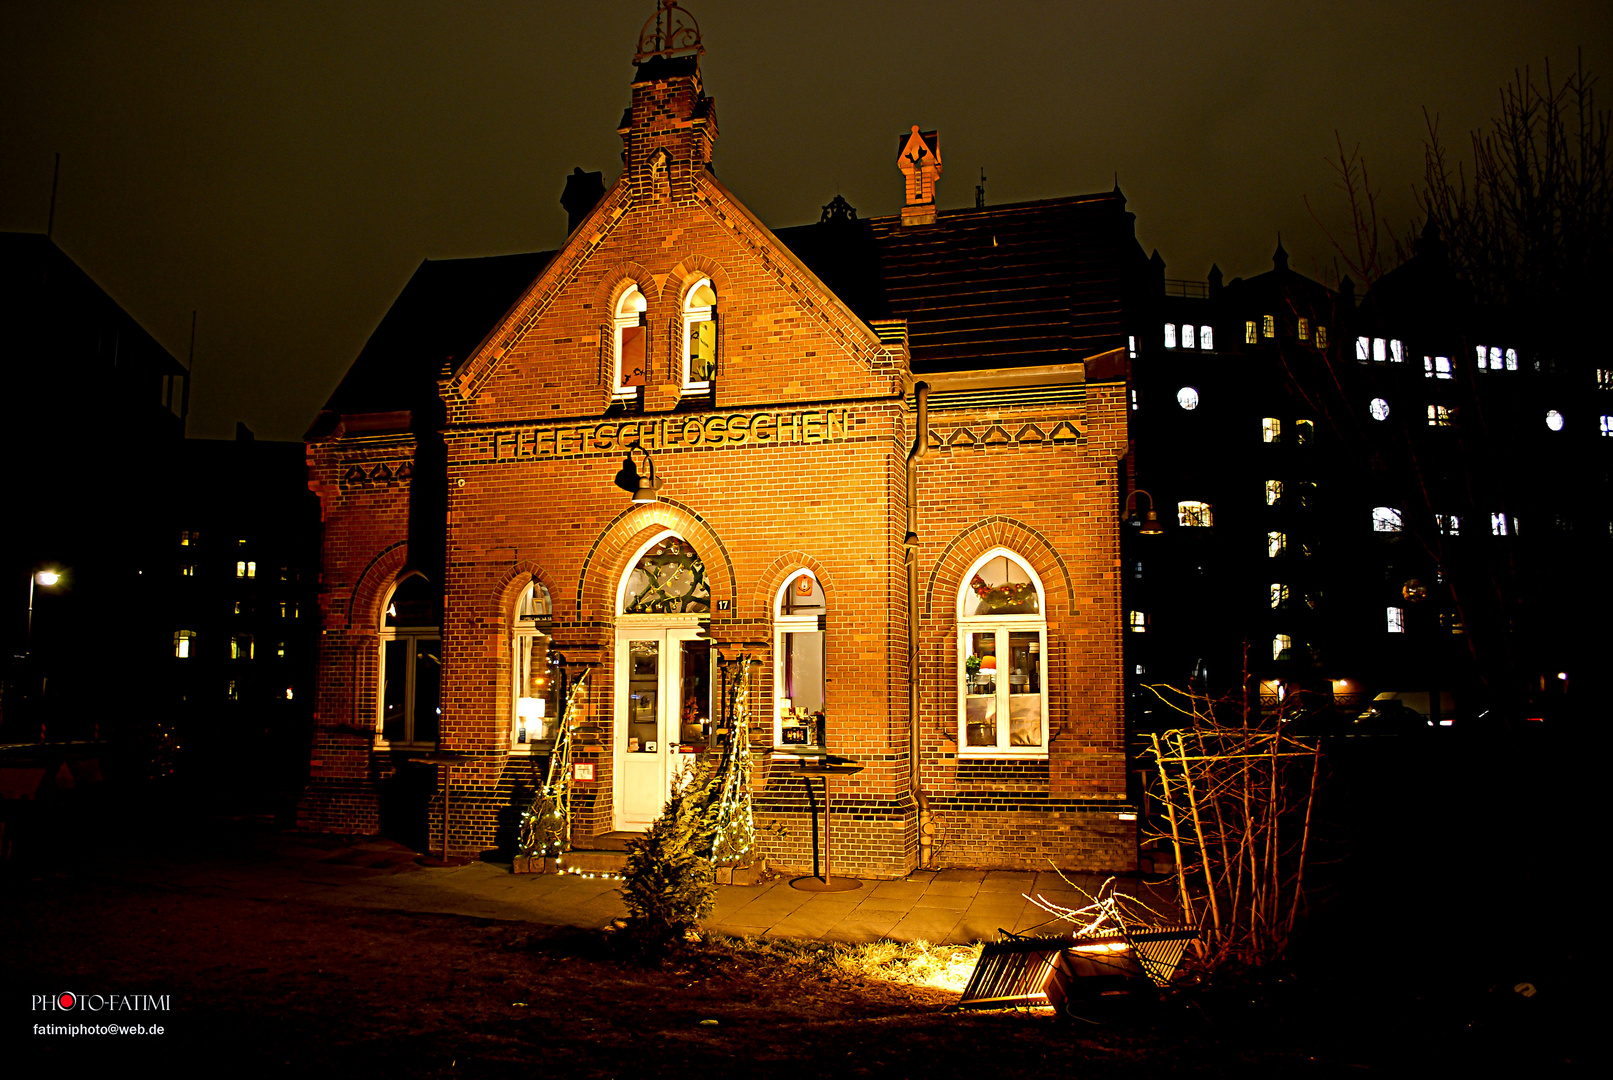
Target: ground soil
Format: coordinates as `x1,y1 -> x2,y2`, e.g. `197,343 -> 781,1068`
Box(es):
3,853 -> 1583,1079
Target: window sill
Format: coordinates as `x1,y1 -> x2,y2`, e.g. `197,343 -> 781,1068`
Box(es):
956,749 -> 1050,761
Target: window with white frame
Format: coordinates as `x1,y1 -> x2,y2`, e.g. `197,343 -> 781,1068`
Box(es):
1181,323 -> 1196,349
774,570 -> 827,747
1387,607 -> 1405,633
1372,506 -> 1403,533
958,550 -> 1047,757
1356,336 -> 1371,361
1164,323 -> 1177,349
1475,344 -> 1519,372
613,285 -> 648,399
682,278 -> 717,389
1200,325 -> 1213,349
1177,500 -> 1213,527
379,574 -> 441,746
511,580 -> 559,749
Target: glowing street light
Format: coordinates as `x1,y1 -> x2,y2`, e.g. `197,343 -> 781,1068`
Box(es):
26,566 -> 64,654
1122,490 -> 1164,536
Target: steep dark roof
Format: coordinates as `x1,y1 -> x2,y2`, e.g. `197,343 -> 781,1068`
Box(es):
775,194 -> 1143,372
322,250 -> 554,417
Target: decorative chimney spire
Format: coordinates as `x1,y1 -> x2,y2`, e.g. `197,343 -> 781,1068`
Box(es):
897,126 -> 942,227
635,0 -> 704,63
1272,235 -> 1290,272
620,2 -> 716,204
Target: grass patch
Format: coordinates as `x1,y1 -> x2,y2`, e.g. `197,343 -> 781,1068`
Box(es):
708,935 -> 983,993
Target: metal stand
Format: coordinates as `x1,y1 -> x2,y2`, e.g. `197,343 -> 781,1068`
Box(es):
411,750 -> 490,867
789,761 -> 864,892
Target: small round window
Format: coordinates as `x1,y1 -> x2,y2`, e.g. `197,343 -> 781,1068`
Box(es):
1177,386 -> 1200,410
1369,397 -> 1390,421
1545,409 -> 1564,432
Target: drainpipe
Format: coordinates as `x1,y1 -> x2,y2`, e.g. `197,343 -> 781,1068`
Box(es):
905,382 -> 934,867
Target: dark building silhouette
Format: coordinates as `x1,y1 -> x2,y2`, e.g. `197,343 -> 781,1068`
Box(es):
1125,228 -> 1600,728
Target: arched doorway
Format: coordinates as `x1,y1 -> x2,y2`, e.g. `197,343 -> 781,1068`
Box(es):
613,531 -> 714,830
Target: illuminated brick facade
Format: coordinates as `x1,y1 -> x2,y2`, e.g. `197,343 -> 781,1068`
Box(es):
299,11 -> 1146,875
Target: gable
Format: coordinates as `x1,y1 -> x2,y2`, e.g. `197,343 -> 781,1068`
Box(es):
446,169 -> 903,424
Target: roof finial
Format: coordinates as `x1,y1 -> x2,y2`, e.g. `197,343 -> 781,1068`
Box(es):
634,1 -> 704,64
1273,233 -> 1289,271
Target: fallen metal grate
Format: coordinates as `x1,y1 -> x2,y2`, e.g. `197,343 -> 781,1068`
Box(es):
952,935 -> 1066,1010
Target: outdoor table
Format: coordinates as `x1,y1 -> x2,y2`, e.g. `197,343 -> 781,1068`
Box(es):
770,752 -> 865,892
408,750 -> 494,864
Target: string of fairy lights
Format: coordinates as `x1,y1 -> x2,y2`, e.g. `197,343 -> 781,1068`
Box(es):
516,670 -> 590,866
705,652 -> 757,865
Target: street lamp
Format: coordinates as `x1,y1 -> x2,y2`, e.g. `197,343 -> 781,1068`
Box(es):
612,446 -> 664,504
26,567 -> 64,654
1122,490 -> 1164,536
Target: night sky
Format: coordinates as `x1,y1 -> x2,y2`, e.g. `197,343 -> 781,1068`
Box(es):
3,1 -> 1606,441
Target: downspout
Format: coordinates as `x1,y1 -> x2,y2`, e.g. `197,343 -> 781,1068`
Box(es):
905,382 -> 934,867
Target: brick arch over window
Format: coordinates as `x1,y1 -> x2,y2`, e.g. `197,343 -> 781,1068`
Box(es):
491,560 -> 560,623
662,256 -> 734,385
590,261 -> 656,408
924,518 -> 1074,622
574,498 -> 736,621
753,552 -> 839,622
346,542 -> 411,631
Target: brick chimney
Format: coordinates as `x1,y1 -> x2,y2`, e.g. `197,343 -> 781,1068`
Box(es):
619,3 -> 717,205
897,126 -> 942,227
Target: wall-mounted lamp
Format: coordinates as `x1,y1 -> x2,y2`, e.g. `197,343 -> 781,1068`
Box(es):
612,446 -> 664,504
1122,489 -> 1164,535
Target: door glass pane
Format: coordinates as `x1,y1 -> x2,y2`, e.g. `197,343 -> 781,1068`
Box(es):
383,639 -> 408,742
678,639 -> 712,753
1007,631 -> 1042,747
965,631 -> 998,747
627,641 -> 660,753
413,638 -> 441,744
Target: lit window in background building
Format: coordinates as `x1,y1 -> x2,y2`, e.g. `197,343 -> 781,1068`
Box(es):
1437,513 -> 1461,536
1177,500 -> 1213,527
174,630 -> 195,658
1176,386 -> 1199,410
1262,417 -> 1281,443
1491,512 -> 1516,536
1369,397 -> 1390,421
1265,479 -> 1283,506
1295,420 -> 1314,443
1545,409 -> 1565,431
1128,610 -> 1148,632
1372,506 -> 1403,533
1428,404 -> 1453,426
1424,355 -> 1453,379
1246,321 -> 1257,344
1272,634 -> 1291,660
1356,336 -> 1371,361
1373,337 -> 1386,363
1596,369 -> 1613,389
1267,531 -> 1287,557
1601,415 -> 1613,436
1387,607 -> 1405,633
1263,315 -> 1275,338
1164,323 -> 1177,348
1200,325 -> 1213,349
231,635 -> 253,660
1390,339 -> 1404,362
1297,318 -> 1309,340
1315,326 -> 1328,348
1181,323 -> 1196,348
1270,583 -> 1288,609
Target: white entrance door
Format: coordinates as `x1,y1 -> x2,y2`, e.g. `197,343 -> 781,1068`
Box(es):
614,624 -> 714,831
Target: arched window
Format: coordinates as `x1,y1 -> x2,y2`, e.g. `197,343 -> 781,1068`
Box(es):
682,278 -> 717,390
619,532 -> 710,615
774,570 -> 826,747
379,573 -> 441,746
613,285 -> 648,401
511,580 -> 560,749
957,549 -> 1048,757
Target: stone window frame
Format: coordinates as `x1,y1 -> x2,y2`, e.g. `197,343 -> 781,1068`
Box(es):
376,572 -> 441,748
681,277 -> 718,390
510,580 -> 556,754
613,284 -> 649,401
773,569 -> 827,748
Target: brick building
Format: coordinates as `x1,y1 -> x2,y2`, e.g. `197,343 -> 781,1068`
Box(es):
299,4 -> 1145,874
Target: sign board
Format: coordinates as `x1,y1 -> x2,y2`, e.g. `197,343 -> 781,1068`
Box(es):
573,762 -> 595,782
